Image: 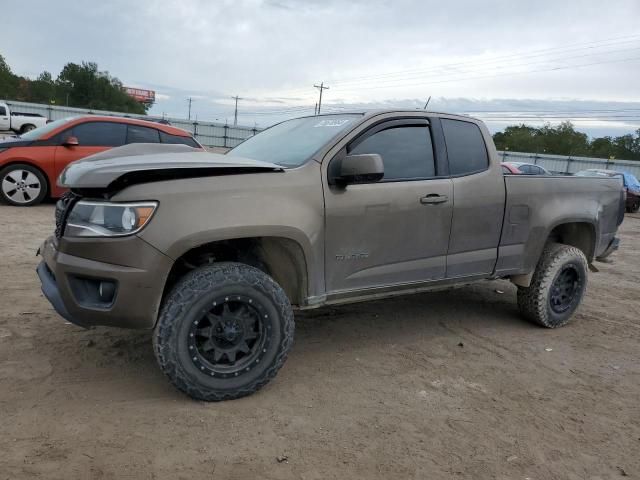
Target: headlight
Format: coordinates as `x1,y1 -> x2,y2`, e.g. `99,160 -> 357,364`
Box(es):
65,201 -> 158,237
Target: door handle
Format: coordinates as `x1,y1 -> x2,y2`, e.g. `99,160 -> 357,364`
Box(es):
420,194 -> 448,205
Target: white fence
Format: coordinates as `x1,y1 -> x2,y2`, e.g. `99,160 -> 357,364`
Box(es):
498,150 -> 640,178
4,100 -> 259,148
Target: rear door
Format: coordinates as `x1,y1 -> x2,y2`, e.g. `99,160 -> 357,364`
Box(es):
53,121 -> 127,180
323,119 -> 453,293
126,124 -> 161,144
441,118 -> 506,277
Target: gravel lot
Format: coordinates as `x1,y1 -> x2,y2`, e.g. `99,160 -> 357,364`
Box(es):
0,204 -> 638,479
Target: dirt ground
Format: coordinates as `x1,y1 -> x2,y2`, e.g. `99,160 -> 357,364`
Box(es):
0,203 -> 638,480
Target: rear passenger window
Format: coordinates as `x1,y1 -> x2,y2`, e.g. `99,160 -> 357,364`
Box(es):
441,119 -> 488,176
71,122 -> 127,147
127,125 -> 160,144
160,131 -> 199,147
0,106 -> 6,115
349,126 -> 435,180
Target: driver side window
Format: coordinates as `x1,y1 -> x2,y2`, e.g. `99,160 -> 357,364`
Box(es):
348,125 -> 435,181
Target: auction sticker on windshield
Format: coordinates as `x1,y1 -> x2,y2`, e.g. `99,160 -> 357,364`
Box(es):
313,119 -> 353,128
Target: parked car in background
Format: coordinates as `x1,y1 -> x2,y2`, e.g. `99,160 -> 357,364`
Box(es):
0,101 -> 48,134
0,115 -> 203,206
502,161 -> 551,175
575,169 -> 640,212
501,162 -> 522,174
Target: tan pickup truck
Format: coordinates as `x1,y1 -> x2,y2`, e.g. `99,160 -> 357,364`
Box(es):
37,111 -> 624,401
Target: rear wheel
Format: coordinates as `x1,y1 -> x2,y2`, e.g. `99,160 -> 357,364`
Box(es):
628,200 -> 639,213
153,262 -> 294,401
0,164 -> 48,206
20,124 -> 36,133
517,243 -> 588,328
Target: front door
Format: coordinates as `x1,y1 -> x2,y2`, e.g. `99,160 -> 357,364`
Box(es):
53,121 -> 127,183
323,120 -> 453,293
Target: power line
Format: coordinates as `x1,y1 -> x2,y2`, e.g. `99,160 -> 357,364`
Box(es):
329,54 -> 640,93
268,34 -> 640,97
327,34 -> 640,85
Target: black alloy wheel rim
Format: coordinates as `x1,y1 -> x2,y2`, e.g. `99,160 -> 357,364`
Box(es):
549,265 -> 581,314
188,294 -> 271,379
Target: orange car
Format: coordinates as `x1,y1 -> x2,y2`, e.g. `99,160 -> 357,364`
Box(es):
0,115 -> 203,206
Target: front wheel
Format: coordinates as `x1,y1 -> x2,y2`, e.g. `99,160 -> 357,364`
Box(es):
517,243 -> 588,328
0,164 -> 48,206
628,200 -> 639,213
153,262 -> 294,401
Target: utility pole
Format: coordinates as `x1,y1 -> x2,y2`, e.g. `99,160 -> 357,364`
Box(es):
187,97 -> 193,120
313,82 -> 329,115
314,102 -> 318,115
423,96 -> 431,110
231,95 -> 242,126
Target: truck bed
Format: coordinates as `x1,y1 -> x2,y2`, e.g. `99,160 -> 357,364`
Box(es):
496,175 -> 623,276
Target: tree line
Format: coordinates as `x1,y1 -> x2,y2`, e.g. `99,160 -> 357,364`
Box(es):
493,122 -> 640,161
0,54 -> 148,115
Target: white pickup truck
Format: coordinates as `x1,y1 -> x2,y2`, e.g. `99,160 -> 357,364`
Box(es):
0,101 -> 48,134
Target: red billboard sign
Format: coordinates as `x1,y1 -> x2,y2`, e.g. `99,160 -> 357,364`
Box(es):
123,87 -> 156,104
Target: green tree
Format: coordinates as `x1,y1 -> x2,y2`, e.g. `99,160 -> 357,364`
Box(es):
57,61 -> 147,114
493,124 -> 542,152
493,122 -> 640,161
28,71 -> 56,104
0,54 -> 20,99
0,55 -> 149,114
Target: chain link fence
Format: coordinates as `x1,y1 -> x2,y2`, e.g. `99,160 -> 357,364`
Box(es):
498,150 -> 640,178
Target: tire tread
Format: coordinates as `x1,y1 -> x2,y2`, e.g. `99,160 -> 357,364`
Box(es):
153,262 -> 294,401
517,242 -> 588,328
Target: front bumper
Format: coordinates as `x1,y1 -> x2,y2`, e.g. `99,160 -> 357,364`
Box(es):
37,235 -> 173,329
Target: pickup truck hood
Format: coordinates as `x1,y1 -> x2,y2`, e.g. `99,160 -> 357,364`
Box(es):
58,144 -> 284,190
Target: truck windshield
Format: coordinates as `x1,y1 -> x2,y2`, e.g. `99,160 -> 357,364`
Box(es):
18,117 -> 76,141
228,114 -> 362,167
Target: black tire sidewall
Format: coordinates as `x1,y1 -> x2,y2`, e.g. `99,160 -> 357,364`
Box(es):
544,257 -> 587,326
0,164 -> 48,206
154,262 -> 294,400
174,283 -> 284,391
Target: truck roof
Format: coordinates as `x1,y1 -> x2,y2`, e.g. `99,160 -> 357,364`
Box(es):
312,109 -> 481,123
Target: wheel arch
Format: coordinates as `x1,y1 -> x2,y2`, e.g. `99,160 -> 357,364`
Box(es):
161,236 -> 310,309
510,220 -> 596,288
546,220 -> 597,262
20,123 -> 37,133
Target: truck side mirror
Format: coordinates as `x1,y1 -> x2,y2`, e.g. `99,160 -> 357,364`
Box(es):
63,136 -> 79,147
330,153 -> 384,186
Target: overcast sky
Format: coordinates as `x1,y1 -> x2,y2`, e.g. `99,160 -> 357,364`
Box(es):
4,0 -> 640,135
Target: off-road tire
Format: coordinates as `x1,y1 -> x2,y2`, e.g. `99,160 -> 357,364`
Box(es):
0,163 -> 48,206
153,262 -> 294,401
517,243 -> 588,328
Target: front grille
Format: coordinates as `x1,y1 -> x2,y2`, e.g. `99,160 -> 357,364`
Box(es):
54,192 -> 80,238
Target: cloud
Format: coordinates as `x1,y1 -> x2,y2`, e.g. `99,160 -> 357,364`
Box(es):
3,0 -> 640,133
